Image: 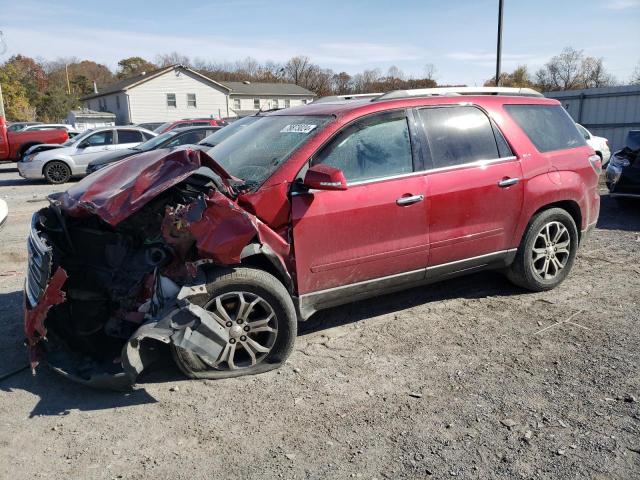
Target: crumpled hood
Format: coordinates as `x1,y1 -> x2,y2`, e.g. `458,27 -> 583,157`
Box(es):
54,147 -> 236,226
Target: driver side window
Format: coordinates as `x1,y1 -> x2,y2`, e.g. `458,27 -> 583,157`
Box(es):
86,130 -> 114,146
314,111 -> 413,183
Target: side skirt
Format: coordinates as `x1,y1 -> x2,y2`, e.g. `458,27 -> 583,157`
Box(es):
294,249 -> 517,321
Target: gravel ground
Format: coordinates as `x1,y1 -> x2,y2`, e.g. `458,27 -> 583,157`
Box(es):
0,162 -> 638,480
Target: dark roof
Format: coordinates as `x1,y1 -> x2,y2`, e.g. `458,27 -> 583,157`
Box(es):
218,81 -> 315,97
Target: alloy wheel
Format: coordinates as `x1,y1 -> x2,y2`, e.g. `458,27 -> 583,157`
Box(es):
202,291 -> 278,370
47,163 -> 69,183
531,221 -> 571,280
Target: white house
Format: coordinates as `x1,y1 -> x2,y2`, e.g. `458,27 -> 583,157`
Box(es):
80,65 -> 316,125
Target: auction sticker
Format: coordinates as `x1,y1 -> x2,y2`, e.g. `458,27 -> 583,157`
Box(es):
280,124 -> 317,134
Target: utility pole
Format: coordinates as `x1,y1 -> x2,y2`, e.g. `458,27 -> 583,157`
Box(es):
65,64 -> 71,95
495,0 -> 504,86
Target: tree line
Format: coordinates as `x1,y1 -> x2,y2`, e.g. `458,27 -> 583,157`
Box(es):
1,48 -> 638,122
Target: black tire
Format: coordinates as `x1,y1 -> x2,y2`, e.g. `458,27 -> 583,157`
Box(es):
171,267 -> 297,379
43,161 -> 71,184
506,208 -> 578,291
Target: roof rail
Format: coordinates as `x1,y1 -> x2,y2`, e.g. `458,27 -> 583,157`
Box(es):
313,93 -> 383,103
374,86 -> 543,101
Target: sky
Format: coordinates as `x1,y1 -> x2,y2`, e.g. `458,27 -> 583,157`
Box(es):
0,0 -> 639,86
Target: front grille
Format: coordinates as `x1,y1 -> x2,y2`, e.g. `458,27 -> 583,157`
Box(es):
25,214 -> 53,308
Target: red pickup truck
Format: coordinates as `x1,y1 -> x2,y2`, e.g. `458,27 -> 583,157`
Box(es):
0,116 -> 69,161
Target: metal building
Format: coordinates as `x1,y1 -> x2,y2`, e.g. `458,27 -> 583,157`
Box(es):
545,85 -> 640,152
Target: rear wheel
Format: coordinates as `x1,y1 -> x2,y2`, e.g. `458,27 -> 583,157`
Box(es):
506,208 -> 578,291
171,267 -> 297,379
43,161 -> 71,184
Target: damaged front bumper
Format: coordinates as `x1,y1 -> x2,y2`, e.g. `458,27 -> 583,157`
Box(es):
23,148 -> 293,391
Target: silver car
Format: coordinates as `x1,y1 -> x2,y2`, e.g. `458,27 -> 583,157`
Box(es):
17,126 -> 156,184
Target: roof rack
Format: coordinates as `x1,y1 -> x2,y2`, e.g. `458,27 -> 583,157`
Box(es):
313,93 -> 383,103
374,86 -> 543,101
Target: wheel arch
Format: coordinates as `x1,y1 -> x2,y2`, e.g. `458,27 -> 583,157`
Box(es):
530,200 -> 582,241
239,243 -> 294,294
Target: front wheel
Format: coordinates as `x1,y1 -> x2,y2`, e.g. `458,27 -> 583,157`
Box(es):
43,161 -> 71,184
506,208 -> 578,291
171,267 -> 297,379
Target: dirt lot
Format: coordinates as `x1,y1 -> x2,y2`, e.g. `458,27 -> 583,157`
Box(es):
0,162 -> 638,480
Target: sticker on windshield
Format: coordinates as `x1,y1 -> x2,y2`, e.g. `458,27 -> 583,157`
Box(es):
280,124 -> 317,134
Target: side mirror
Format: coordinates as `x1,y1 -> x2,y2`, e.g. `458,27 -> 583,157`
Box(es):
78,140 -> 90,149
303,164 -> 347,191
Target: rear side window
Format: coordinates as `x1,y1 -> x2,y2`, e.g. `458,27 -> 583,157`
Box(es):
117,130 -> 144,144
418,106 -> 500,169
314,110 -> 413,183
504,104 -> 586,152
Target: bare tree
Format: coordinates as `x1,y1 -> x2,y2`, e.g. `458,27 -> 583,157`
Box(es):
629,60 -> 640,85
332,72 -> 352,94
423,63 -> 437,82
535,47 -> 615,91
155,52 -> 191,67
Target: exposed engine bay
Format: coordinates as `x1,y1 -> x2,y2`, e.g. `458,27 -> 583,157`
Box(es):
24,148 -> 291,390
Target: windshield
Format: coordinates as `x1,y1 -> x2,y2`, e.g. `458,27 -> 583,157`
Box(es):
154,122 -> 172,133
61,128 -> 94,146
206,115 -> 331,187
199,116 -> 260,147
134,130 -> 178,151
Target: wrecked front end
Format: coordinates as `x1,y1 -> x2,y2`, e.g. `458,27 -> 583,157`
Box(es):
24,148 -> 290,390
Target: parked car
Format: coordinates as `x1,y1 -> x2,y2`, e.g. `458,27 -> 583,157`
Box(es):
21,123 -> 81,137
197,114 -> 261,148
6,121 -> 43,132
17,126 -> 155,184
605,130 -> 640,200
86,126 -> 221,174
135,122 -> 165,132
24,87 -> 601,389
0,117 -> 69,162
576,123 -> 611,165
153,118 -> 227,134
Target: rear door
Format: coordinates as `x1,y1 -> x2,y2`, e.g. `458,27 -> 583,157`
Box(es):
416,105 -> 524,267
115,129 -> 145,150
291,110 -> 430,295
73,130 -> 116,168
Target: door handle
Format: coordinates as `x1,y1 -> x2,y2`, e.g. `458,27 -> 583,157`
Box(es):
498,177 -> 520,187
396,194 -> 424,206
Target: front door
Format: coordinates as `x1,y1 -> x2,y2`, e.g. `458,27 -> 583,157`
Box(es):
74,130 -> 116,170
291,110 -> 429,295
416,105 -> 524,267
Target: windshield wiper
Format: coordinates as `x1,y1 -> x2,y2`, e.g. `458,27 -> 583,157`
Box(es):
198,142 -> 216,147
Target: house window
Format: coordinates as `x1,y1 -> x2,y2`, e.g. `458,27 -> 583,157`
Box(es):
272,99 -> 279,109
167,93 -> 177,108
233,98 -> 241,110
253,99 -> 260,109
116,96 -> 120,110
187,93 -> 197,108
285,99 -> 291,108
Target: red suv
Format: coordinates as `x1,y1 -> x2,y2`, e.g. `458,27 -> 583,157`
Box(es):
25,88 -> 600,389
153,118 -> 227,134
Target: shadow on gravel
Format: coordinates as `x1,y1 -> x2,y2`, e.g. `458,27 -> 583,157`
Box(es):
0,178 -> 46,187
597,195 -> 640,232
300,270 -> 521,335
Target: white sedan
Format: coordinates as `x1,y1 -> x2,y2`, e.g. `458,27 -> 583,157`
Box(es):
577,124 -> 611,165
17,126 -> 156,184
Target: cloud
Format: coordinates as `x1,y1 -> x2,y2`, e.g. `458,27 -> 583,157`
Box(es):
605,0 -> 640,9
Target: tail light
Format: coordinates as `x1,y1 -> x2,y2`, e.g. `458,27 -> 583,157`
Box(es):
588,154 -> 602,175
